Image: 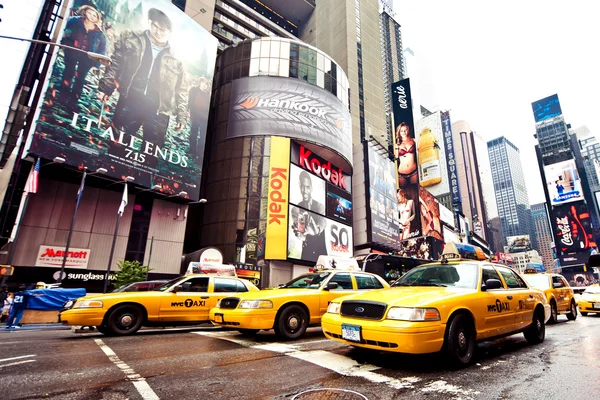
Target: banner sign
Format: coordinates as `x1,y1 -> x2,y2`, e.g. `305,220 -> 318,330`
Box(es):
290,142 -> 351,192
551,201 -> 596,254
391,78 -> 420,238
228,77 -> 353,164
265,136 -> 291,259
26,0 -> 218,200
532,94 -> 562,123
441,111 -> 461,209
415,111 -> 450,196
36,245 -> 90,269
544,159 -> 584,205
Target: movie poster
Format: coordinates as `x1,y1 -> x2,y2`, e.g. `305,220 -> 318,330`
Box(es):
26,0 -> 218,200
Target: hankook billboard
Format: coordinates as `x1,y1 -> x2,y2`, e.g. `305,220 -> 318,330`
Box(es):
25,0 -> 217,200
228,76 -> 353,164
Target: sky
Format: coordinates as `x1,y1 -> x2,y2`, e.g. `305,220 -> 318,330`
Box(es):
392,0 -> 600,209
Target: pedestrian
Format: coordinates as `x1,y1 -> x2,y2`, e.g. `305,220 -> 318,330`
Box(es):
1,292 -> 12,323
4,290 -> 41,329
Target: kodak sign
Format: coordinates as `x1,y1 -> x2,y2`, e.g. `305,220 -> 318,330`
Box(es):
265,137 -> 291,259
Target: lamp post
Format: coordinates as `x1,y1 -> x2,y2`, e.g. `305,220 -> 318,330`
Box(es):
0,35 -> 112,66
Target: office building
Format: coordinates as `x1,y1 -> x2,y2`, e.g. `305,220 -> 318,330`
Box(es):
531,202 -> 555,271
510,250 -> 544,273
487,216 -> 504,254
487,136 -> 537,250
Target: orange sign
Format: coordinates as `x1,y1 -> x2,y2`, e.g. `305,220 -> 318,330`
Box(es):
265,137 -> 291,259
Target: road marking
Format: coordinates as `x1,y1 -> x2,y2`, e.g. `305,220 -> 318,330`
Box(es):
0,360 -> 36,369
0,354 -> 36,363
94,339 -> 159,400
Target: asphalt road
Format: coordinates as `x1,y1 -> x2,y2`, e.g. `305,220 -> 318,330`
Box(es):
1,313 -> 599,400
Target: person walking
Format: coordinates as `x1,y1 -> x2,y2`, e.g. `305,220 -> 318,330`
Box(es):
5,290 -> 31,329
1,292 -> 12,323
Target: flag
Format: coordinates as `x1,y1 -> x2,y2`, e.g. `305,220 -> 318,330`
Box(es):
118,183 -> 128,216
75,171 -> 87,209
25,158 -> 40,194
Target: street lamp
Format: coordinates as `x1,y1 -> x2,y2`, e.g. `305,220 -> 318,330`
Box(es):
0,35 -> 112,66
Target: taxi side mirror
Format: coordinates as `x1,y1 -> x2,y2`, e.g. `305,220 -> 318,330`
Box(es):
325,282 -> 339,291
482,279 -> 502,291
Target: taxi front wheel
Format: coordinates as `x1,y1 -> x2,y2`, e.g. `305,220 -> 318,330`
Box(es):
524,309 -> 545,344
106,305 -> 145,336
444,314 -> 475,368
275,305 -> 308,340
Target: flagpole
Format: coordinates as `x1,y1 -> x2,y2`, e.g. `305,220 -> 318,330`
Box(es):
58,171 -> 86,284
103,182 -> 128,293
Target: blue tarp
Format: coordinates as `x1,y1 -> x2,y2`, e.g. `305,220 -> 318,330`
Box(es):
26,288 -> 86,311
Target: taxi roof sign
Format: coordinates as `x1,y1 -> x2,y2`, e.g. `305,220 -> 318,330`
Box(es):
442,243 -> 488,261
186,263 -> 237,277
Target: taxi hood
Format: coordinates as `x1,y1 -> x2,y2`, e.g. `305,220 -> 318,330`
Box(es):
335,286 -> 476,307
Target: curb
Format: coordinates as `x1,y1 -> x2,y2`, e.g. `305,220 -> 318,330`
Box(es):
2,324 -> 70,331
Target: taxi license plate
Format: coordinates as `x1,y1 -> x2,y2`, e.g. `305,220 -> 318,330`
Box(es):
341,324 -> 361,342
214,314 -> 224,323
593,304 -> 600,310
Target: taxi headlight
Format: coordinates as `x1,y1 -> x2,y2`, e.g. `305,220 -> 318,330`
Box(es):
386,307 -> 440,321
73,300 -> 103,309
327,302 -> 341,314
239,300 -> 273,309
63,300 -> 75,309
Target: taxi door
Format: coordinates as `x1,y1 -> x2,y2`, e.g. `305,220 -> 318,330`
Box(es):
475,265 -> 517,339
497,266 -> 534,331
319,272 -> 357,318
552,275 -> 570,312
158,276 -> 211,322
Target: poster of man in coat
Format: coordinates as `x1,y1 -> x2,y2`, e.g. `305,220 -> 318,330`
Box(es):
26,0 -> 217,200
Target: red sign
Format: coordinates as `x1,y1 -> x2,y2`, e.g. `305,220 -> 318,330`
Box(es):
291,143 -> 351,192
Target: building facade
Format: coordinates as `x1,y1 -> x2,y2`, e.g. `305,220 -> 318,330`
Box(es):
571,126 -> 600,230
531,202 -> 555,271
487,136 -> 537,250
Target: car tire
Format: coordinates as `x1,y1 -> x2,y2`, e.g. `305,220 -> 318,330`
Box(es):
548,301 -> 558,324
444,314 -> 475,368
95,325 -> 111,335
566,301 -> 577,321
275,305 -> 308,340
581,312 -> 588,316
524,308 -> 545,344
106,305 -> 144,336
238,329 -> 260,336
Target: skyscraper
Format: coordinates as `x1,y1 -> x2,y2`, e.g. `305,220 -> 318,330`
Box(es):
532,94 -> 572,165
487,136 -> 537,250
570,126 -> 600,229
531,203 -> 555,271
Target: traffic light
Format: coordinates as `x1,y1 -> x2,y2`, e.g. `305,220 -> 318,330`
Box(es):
0,265 -> 14,276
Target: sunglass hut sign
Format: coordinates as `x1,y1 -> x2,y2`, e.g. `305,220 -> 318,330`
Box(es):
291,143 -> 351,192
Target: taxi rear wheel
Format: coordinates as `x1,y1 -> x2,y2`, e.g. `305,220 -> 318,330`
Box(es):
444,314 -> 475,368
106,305 -> 145,336
524,309 -> 545,344
566,301 -> 577,321
275,305 -> 308,340
548,301 -> 558,324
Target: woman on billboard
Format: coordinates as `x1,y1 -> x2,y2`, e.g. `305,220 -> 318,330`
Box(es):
397,189 -> 415,240
396,123 -> 418,186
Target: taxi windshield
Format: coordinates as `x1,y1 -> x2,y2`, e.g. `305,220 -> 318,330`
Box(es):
154,277 -> 185,291
584,286 -> 600,294
522,274 -> 551,289
280,272 -> 331,289
392,263 -> 478,289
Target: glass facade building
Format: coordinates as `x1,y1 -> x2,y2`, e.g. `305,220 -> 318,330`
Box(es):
531,202 -> 555,271
535,116 -> 573,166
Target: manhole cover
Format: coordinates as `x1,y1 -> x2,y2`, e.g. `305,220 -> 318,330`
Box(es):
292,388 -> 368,400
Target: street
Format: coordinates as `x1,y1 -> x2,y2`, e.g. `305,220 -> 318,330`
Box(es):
1,314 -> 599,400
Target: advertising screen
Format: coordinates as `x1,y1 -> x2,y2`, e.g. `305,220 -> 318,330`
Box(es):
391,78 -> 420,238
326,184 -> 352,225
289,164 -> 326,209
290,142 -> 351,193
398,236 -> 443,261
367,142 -> 402,247
443,226 -> 459,244
532,94 -> 562,123
419,186 -> 443,241
439,203 -> 456,228
506,235 -> 532,253
551,201 -> 596,254
25,0 -> 217,200
415,112 -> 450,196
544,160 -> 584,205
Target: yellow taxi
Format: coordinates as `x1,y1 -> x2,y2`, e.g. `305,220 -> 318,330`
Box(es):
208,266 -> 389,340
59,266 -> 259,336
321,243 -> 551,367
577,285 -> 600,316
521,269 -> 577,323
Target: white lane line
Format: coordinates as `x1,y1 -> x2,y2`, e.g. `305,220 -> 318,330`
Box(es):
0,360 -> 36,369
0,354 -> 36,363
94,339 -> 159,400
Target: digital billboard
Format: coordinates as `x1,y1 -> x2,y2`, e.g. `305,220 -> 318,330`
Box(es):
419,186 -> 443,241
397,236 -> 443,260
532,94 -> 562,123
25,0 -> 217,200
367,142 -> 402,247
391,78 -> 420,238
506,235 -> 532,253
289,164 -> 326,209
551,201 -> 596,254
415,111 -> 450,196
326,184 -> 352,225
544,159 -> 584,205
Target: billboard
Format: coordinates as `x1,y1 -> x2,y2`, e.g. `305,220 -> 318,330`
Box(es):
532,94 -> 562,123
443,226 -> 459,244
419,186 -> 443,241
506,235 -> 533,253
290,142 -> 351,192
439,203 -> 456,228
544,160 -> 584,205
289,164 -> 326,209
326,184 -> 352,225
415,112 -> 450,196
26,0 -> 217,200
398,236 -> 443,260
265,137 -> 291,260
35,245 -> 90,269
367,142 -> 401,247
551,201 -> 596,254
441,111 -> 461,209
391,78 -> 420,238
228,77 -> 353,164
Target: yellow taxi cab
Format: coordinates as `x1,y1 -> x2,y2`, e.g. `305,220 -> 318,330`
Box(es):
208,261 -> 390,340
321,243 -> 551,367
577,285 -> 600,316
59,265 -> 259,336
521,268 -> 577,323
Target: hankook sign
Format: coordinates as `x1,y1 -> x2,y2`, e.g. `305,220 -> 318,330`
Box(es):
227,77 -> 352,164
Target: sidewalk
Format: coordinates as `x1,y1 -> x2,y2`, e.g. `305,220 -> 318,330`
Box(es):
2,323 -> 70,331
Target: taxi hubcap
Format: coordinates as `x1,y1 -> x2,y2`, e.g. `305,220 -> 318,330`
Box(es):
458,331 -> 467,349
288,316 -> 299,330
120,314 -> 134,327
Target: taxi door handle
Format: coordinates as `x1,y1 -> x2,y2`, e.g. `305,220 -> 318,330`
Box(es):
507,296 -> 513,300
201,296 -> 209,299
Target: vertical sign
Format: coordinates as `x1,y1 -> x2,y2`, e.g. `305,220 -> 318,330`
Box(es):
441,111 -> 461,211
265,137 -> 291,259
391,78 -> 420,238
